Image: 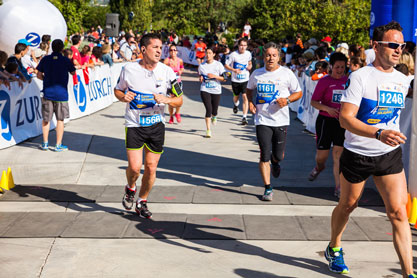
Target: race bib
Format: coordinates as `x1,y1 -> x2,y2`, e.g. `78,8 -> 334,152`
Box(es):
377,84 -> 404,108
139,114 -> 162,127
129,90 -> 156,110
332,89 -> 344,103
256,83 -> 278,104
205,80 -> 217,88
237,72 -> 247,80
233,62 -> 247,70
197,47 -> 202,52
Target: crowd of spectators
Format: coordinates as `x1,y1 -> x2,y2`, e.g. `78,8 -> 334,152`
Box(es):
0,24 -> 415,95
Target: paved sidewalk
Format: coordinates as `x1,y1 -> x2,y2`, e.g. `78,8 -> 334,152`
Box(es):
0,68 -> 415,278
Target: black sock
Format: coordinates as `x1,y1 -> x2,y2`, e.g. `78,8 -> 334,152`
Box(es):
264,184 -> 272,190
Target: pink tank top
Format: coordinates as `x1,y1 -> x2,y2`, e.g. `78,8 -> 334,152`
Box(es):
168,57 -> 183,82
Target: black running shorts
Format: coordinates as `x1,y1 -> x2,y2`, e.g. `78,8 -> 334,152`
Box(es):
125,122 -> 165,154
256,125 -> 287,162
339,147 -> 403,183
315,114 -> 345,150
231,81 -> 248,96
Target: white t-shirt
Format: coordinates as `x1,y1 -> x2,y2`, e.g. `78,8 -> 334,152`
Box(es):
115,61 -> 177,127
198,60 -> 226,95
365,48 -> 375,65
120,42 -> 136,60
226,50 -> 252,83
247,66 -> 301,127
341,65 -> 409,156
243,24 -> 251,34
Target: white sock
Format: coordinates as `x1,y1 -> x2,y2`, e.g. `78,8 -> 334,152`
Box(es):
234,100 -> 240,106
137,198 -> 146,203
126,185 -> 136,192
243,114 -> 247,118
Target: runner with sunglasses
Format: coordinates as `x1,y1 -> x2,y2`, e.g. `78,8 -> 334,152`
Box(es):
164,44 -> 184,124
325,21 -> 416,278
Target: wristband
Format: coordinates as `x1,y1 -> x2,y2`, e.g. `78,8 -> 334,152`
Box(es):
375,129 -> 383,140
286,97 -> 291,104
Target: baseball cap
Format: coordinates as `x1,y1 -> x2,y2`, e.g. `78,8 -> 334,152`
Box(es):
321,36 -> 332,43
18,39 -> 30,46
337,42 -> 349,50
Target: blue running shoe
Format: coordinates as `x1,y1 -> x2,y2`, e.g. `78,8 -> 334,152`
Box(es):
41,142 -> 48,151
325,244 -> 349,274
408,274 -> 417,278
262,188 -> 273,201
55,144 -> 68,152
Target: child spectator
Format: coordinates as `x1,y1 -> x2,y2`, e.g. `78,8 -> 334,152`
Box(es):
91,46 -> 104,66
311,61 -> 328,81
101,43 -> 113,66
349,56 -> 365,73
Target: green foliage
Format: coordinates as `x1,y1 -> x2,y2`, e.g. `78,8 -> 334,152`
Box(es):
83,4 -> 111,30
152,0 -> 250,37
48,0 -> 89,35
109,0 -> 152,32
244,0 -> 371,46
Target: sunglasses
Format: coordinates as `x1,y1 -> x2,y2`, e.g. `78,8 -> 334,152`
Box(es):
376,41 -> 406,50
169,49 -> 177,52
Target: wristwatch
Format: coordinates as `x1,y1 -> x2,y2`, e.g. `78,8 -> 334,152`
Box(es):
286,97 -> 291,104
375,129 -> 383,140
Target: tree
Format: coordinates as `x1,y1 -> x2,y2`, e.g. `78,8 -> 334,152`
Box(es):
48,0 -> 89,35
243,0 -> 371,46
83,4 -> 111,30
109,0 -> 152,32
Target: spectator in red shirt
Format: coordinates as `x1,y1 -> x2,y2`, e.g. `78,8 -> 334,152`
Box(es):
70,35 -> 83,69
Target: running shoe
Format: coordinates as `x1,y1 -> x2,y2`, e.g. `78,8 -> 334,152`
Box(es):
325,244 -> 349,274
175,113 -> 181,123
122,185 -> 136,210
233,105 -> 238,114
135,200 -> 152,218
205,130 -> 211,138
308,166 -> 324,181
271,160 -> 281,178
211,116 -> 217,125
408,274 -> 417,278
54,144 -> 68,152
262,188 -> 273,201
41,142 -> 49,151
168,116 -> 174,124
241,117 -> 248,125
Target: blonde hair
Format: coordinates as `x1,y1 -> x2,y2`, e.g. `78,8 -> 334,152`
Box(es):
399,52 -> 414,75
335,47 -> 349,59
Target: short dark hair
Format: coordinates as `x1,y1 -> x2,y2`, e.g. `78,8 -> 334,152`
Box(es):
0,51 -> 8,66
315,47 -> 327,60
52,39 -> 64,53
140,33 -> 161,48
329,52 -> 348,66
5,62 -> 18,73
63,48 -> 73,58
92,46 -> 102,59
14,43 -> 27,55
41,34 -> 51,43
71,35 -> 81,45
206,45 -> 217,54
238,37 -> 248,45
315,61 -> 328,71
373,21 -> 403,41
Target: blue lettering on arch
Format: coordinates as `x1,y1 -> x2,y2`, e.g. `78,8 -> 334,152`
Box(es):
73,75 -> 87,112
0,90 -> 12,141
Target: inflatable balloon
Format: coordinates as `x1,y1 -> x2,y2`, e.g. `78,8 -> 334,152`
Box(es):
0,0 -> 67,55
